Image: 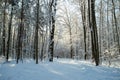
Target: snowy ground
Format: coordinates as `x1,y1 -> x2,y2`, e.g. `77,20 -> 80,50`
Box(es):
0,58 -> 120,80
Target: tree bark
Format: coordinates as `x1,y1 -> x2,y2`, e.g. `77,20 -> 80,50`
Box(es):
49,0 -> 57,62
34,0 -> 40,64
112,0 -> 120,54
80,0 -> 87,60
88,0 -> 99,66
2,0 -> 7,56
6,5 -> 13,62
17,0 -> 24,63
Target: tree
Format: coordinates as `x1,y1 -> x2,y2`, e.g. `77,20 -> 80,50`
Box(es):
2,0 -> 7,57
6,0 -> 14,62
112,0 -> 120,54
17,0 -> 24,63
49,0 -> 57,62
34,0 -> 40,64
88,0 -> 99,66
79,0 -> 87,60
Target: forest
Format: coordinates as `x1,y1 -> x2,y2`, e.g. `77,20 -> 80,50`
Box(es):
0,0 -> 120,80
0,0 -> 120,65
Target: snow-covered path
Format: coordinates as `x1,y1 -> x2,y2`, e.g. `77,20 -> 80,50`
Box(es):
0,59 -> 120,80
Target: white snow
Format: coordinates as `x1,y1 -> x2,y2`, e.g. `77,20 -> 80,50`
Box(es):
0,58 -> 120,80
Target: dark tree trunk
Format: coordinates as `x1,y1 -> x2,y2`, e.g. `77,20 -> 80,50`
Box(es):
34,0 -> 40,64
91,0 -> 99,66
17,0 -> 24,63
88,0 -> 99,66
80,0 -> 87,60
2,0 -> 7,56
49,0 -> 57,62
6,5 -> 13,62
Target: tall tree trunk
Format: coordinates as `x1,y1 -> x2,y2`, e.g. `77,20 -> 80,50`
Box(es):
2,0 -> 7,56
99,0 -> 102,64
88,0 -> 95,64
91,0 -> 99,66
49,0 -> 57,62
107,0 -> 110,50
6,5 -> 13,62
112,0 -> 120,54
17,0 -> 24,63
34,0 -> 39,64
88,0 -> 99,66
80,0 -> 87,60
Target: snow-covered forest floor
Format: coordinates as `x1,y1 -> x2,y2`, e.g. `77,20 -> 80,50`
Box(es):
0,57 -> 120,80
